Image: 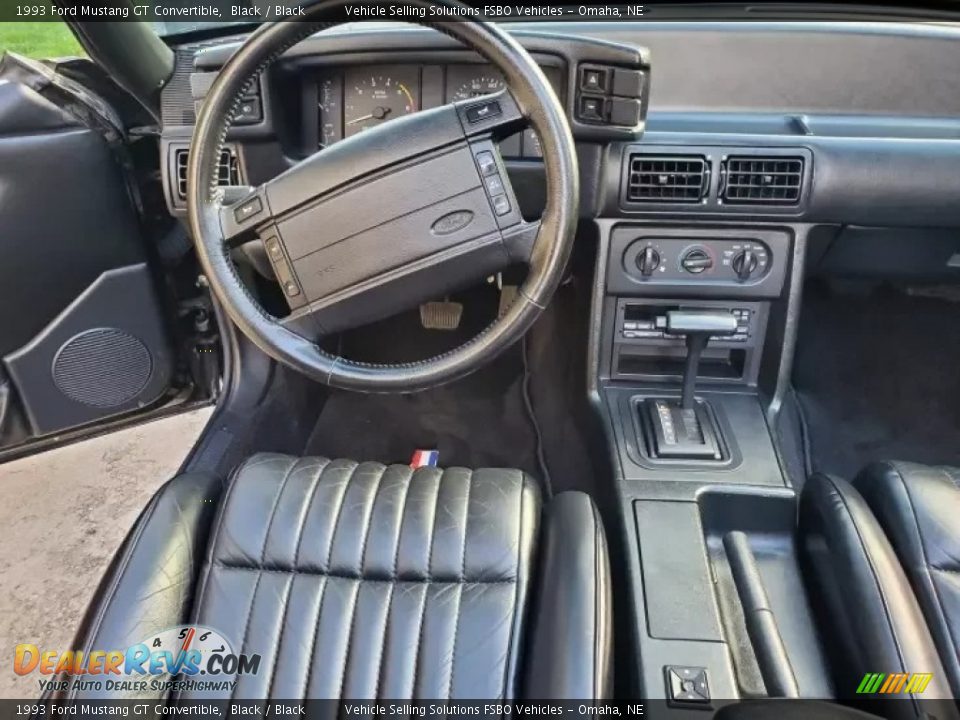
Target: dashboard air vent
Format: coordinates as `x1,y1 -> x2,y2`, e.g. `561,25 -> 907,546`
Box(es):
625,155 -> 709,203
175,147 -> 240,201
721,156 -> 804,205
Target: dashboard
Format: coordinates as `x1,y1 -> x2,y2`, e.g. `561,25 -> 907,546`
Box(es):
303,62 -> 564,158
160,22 -> 960,230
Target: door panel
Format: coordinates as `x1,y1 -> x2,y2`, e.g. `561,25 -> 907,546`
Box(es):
0,55 -> 176,450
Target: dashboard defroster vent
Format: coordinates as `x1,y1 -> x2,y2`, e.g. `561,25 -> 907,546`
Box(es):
625,155 -> 710,203
721,156 -> 804,205
175,147 -> 240,201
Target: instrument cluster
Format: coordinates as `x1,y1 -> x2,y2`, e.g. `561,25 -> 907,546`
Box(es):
304,63 -> 564,158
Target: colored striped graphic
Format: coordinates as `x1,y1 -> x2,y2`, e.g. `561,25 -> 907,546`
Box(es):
856,672 -> 933,694
409,449 -> 439,469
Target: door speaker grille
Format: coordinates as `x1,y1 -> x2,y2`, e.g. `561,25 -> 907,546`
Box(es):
53,328 -> 153,408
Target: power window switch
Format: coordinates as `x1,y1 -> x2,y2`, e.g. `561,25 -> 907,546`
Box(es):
665,666 -> 711,708
491,194 -> 511,216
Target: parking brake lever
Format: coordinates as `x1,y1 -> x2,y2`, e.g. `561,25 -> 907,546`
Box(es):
665,309 -> 738,409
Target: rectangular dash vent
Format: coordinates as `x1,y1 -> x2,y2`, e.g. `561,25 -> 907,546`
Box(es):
626,155 -> 709,203
721,156 -> 804,205
175,147 -> 240,201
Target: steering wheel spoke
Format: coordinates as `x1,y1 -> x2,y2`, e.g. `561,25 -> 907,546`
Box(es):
219,185 -> 271,248
503,219 -> 543,264
453,88 -> 526,140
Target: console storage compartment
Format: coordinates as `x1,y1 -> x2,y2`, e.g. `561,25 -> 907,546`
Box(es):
627,492 -> 834,701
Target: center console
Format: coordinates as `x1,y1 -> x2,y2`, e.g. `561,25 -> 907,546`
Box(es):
589,139 -> 834,705
594,217 -> 796,483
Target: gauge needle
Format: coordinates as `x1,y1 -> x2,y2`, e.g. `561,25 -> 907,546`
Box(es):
346,106 -> 392,125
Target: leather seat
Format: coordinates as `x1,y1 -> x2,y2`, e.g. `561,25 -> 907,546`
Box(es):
853,462 -> 960,699
65,453 -> 612,701
799,470 -> 960,720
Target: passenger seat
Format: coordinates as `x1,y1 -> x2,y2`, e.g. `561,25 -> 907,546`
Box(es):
798,469 -> 959,720
852,461 -> 960,699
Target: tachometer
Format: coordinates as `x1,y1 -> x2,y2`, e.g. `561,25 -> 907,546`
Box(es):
343,66 -> 420,137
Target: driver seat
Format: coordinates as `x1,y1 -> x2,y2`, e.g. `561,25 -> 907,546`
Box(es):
64,453 -> 612,701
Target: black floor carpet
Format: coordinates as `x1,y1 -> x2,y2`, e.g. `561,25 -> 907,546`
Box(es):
303,270 -> 604,499
792,281 -> 960,480
304,283 -> 540,477
305,352 -> 540,476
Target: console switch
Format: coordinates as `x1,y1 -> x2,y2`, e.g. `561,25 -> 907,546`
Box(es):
579,66 -> 609,93
578,95 -> 607,123
666,666 -> 711,707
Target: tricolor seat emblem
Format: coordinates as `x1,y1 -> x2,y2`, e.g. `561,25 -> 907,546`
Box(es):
856,672 -> 933,694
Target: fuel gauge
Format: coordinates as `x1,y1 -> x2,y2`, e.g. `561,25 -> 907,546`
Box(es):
317,75 -> 343,148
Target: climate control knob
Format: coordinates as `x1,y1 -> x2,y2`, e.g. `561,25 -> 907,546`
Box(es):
681,248 -> 713,274
636,246 -> 661,277
732,249 -> 759,281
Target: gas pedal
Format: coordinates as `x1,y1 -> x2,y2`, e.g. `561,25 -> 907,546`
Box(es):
498,284 -> 518,318
419,300 -> 463,330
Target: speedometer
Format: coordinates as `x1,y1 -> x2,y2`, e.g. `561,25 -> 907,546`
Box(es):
450,75 -> 505,101
446,65 -> 506,103
343,66 -> 420,137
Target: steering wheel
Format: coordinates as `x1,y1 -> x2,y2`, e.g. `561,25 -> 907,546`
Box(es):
187,0 -> 579,392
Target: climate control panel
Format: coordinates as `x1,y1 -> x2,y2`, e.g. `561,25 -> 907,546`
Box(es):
606,225 -> 790,299
624,237 -> 770,282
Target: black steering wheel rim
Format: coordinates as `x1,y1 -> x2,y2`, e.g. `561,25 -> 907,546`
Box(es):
187,0 -> 579,392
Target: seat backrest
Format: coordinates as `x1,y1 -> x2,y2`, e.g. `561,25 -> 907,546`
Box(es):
798,473 -> 957,720
183,454 -> 542,701
854,461 -> 960,699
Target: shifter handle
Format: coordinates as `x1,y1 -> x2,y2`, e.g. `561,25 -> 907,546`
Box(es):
664,310 -> 738,410
665,309 -> 738,336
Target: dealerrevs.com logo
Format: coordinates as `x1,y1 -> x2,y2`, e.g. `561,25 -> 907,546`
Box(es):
14,625 -> 261,694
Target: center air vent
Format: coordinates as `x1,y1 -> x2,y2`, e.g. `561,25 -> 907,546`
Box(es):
175,147 -> 240,201
625,155 -> 709,203
721,156 -> 804,205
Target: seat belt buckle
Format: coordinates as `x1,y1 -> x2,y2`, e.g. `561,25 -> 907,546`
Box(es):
410,449 -> 439,469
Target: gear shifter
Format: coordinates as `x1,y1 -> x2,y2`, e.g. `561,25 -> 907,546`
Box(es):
643,309 -> 738,460
668,310 -> 739,409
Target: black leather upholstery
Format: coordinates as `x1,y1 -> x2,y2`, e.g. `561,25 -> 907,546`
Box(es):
798,473 -> 955,715
65,471 -> 224,700
524,492 -> 612,699
854,461 -> 960,699
67,453 -> 612,701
